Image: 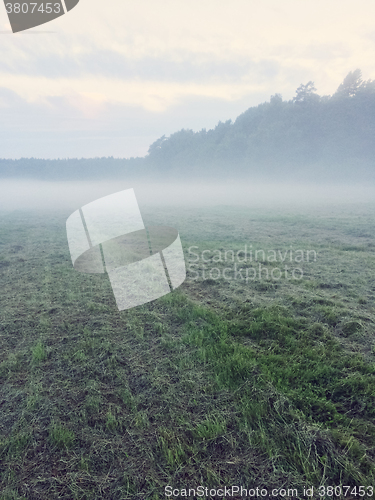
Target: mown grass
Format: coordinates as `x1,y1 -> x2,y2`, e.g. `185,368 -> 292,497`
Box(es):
181,301 -> 375,483
0,204 -> 374,499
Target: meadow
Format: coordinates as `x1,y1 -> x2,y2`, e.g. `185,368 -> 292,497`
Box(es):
0,202 -> 375,499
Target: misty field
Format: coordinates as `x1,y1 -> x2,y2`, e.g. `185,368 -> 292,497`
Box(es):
1,203 -> 375,499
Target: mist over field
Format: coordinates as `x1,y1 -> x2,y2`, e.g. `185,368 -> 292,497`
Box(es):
0,178 -> 375,212
1,70 -> 375,215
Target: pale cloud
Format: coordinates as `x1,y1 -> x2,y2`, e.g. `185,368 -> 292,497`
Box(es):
0,0 -> 374,157
0,73 -> 272,112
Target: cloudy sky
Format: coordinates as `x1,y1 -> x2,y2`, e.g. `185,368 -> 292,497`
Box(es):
0,0 -> 375,159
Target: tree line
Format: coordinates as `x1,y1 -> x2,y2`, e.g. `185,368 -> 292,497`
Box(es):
1,70 -> 374,182
145,69 -> 375,181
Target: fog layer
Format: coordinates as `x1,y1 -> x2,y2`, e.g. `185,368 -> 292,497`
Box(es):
0,179 -> 374,212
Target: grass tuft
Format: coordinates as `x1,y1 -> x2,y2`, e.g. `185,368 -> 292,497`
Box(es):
49,421 -> 75,449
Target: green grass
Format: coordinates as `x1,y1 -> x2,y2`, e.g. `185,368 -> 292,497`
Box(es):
31,340 -> 47,364
49,421 -> 75,449
182,302 -> 375,482
0,204 -> 375,498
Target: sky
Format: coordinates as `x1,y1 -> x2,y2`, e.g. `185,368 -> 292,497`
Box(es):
1,0 -> 375,159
